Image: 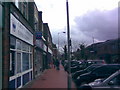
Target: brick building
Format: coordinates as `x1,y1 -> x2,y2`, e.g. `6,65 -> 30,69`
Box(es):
86,38 -> 120,63
1,1 -> 55,89
2,2 -> 34,88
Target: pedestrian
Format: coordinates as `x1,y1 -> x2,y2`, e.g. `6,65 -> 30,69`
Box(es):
55,59 -> 60,70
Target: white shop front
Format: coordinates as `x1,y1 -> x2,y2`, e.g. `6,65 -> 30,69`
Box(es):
9,14 -> 33,88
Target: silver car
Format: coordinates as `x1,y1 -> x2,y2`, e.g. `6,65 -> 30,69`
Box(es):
79,70 -> 120,90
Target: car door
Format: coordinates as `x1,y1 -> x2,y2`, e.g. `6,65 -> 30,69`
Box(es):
91,66 -> 107,79
106,74 -> 120,89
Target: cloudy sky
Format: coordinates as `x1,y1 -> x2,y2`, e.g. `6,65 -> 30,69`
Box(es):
35,0 -> 119,51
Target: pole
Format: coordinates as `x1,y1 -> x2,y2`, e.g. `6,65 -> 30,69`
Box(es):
66,0 -> 71,89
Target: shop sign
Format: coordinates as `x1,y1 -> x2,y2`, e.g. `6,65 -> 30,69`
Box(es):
36,32 -> 42,39
10,14 -> 33,45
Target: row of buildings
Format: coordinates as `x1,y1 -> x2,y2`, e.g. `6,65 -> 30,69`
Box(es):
0,1 -> 57,89
72,38 -> 120,63
86,38 -> 120,63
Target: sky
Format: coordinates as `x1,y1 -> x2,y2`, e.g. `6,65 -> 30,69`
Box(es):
35,0 -> 119,51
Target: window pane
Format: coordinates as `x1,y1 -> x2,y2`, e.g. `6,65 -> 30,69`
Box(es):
22,53 -> 29,71
22,42 -> 29,52
16,53 -> 21,73
16,40 -> 21,50
10,36 -> 16,49
10,51 -> 16,76
30,46 -> 32,52
29,54 -> 32,69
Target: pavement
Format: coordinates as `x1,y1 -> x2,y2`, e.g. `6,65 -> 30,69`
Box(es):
21,64 -> 77,89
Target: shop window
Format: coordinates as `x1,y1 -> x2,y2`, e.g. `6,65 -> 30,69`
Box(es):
10,36 -> 16,49
29,54 -> 32,69
23,72 -> 29,85
16,53 -> 21,73
10,51 -> 16,76
16,40 -> 21,50
30,46 -> 32,52
22,42 -> 29,52
17,76 -> 21,88
22,52 -> 29,71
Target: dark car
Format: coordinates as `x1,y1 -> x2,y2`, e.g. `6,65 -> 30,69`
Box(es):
64,60 -> 80,71
72,64 -> 103,80
74,64 -> 120,87
79,70 -> 120,90
68,64 -> 84,73
67,61 -> 94,73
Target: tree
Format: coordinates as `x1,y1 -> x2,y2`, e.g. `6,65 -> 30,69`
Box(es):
79,43 -> 85,60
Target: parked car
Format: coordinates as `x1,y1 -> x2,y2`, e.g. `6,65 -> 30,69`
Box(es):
72,64 -> 103,80
74,64 -> 120,87
79,70 -> 120,90
87,60 -> 106,64
67,60 -> 95,73
64,60 -> 80,71
67,64 -> 84,73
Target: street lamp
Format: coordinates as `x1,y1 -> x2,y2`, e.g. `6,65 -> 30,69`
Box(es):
66,0 -> 71,89
58,32 -> 66,60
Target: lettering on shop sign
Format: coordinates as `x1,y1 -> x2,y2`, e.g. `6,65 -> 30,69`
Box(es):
10,14 -> 33,45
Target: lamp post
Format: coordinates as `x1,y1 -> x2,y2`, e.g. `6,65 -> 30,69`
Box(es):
58,32 -> 66,60
66,0 -> 71,89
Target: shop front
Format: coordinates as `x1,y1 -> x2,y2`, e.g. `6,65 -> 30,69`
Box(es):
34,34 -> 43,77
9,14 -> 34,88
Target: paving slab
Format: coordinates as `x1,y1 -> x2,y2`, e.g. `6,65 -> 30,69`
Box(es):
22,65 -> 76,89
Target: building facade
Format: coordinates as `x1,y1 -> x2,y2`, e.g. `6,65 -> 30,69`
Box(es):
43,23 -> 53,68
86,38 -> 120,63
34,6 -> 44,77
1,1 -> 55,89
2,2 -> 34,88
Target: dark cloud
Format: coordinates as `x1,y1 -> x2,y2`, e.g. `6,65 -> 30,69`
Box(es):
74,8 -> 118,42
52,8 -> 118,51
